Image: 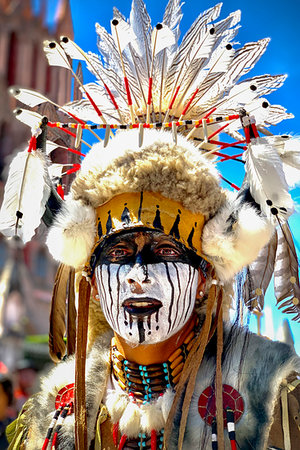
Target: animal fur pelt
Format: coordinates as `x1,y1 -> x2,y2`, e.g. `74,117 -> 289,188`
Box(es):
202,193 -> 274,282
23,331 -> 113,450
21,321 -> 300,449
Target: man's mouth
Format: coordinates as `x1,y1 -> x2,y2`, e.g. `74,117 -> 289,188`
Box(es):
122,297 -> 162,316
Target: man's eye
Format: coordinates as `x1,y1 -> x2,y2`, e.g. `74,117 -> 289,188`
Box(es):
155,247 -> 180,257
108,248 -> 131,258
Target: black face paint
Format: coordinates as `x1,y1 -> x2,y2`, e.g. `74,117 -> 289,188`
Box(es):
91,228 -> 205,272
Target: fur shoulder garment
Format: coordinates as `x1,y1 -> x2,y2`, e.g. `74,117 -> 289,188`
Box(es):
20,326 -> 300,449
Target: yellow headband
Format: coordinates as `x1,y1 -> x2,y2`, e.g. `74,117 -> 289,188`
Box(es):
95,192 -> 205,256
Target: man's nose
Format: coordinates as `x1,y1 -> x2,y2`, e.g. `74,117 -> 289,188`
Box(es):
125,263 -> 151,293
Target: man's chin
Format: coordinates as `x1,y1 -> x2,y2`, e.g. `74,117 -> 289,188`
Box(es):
120,329 -> 176,347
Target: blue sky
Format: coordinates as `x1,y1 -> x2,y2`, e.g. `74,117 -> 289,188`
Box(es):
48,0 -> 300,349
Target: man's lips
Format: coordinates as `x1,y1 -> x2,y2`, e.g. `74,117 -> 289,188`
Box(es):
122,297 -> 162,316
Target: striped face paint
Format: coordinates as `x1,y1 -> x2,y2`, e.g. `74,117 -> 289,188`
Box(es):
94,230 -> 202,345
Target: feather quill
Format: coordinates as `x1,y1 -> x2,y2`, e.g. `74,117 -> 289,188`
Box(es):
0,149 -> 51,243
96,22 -> 142,109
243,232 -> 277,311
244,138 -> 294,221
274,222 -> 300,321
49,263 -> 70,362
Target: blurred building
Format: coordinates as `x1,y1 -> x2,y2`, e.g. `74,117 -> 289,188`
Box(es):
0,0 -> 78,371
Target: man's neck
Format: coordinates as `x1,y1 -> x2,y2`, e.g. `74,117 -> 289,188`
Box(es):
114,314 -> 197,365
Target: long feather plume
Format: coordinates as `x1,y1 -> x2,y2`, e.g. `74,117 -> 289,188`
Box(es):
60,37 -> 124,123
9,87 -> 52,108
156,0 -> 183,115
274,222 -> 300,321
49,263 -> 71,362
244,138 -> 294,221
243,232 -> 277,311
0,148 -> 51,243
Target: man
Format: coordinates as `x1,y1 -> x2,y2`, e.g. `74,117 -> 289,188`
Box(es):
6,130 -> 300,449
2,1 -> 300,448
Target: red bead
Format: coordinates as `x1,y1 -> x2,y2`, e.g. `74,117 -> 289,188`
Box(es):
151,429 -> 157,450
113,422 -> 119,446
198,384 -> 244,427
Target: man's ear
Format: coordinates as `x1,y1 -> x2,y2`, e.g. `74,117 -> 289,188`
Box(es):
196,268 -> 206,300
91,274 -> 99,301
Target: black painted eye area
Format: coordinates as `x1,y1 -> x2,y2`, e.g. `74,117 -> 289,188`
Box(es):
90,228 -> 207,272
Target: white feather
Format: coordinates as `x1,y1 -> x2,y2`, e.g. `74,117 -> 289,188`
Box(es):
43,40 -> 71,70
267,135 -> 300,187
14,109 -> 43,129
48,164 -> 74,179
59,36 -> 86,61
152,24 -> 176,56
46,141 -> 60,156
207,45 -> 235,73
129,0 -> 152,61
0,149 -> 51,243
245,138 -> 294,220
9,87 -> 51,107
111,18 -> 137,54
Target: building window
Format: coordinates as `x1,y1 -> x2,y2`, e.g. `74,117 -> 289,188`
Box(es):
31,43 -> 38,89
7,32 -> 18,85
45,65 -> 51,94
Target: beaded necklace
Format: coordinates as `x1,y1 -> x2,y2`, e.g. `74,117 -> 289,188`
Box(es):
108,318 -> 199,449
111,318 -> 198,403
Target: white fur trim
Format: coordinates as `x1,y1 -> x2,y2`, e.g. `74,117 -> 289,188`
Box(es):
46,197 -> 96,268
202,202 -> 274,281
105,387 -> 174,437
119,402 -> 142,437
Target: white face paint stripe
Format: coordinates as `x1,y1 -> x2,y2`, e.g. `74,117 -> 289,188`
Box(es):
171,262 -> 182,331
185,267 -> 197,323
116,265 -> 122,334
164,262 -> 175,334
98,265 -> 109,321
182,265 -> 193,323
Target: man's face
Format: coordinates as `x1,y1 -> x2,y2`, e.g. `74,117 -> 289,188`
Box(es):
94,230 -> 201,345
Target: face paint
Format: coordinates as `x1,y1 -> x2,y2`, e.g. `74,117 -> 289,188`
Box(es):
94,230 -> 201,345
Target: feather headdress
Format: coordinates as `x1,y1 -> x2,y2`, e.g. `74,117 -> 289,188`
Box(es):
4,0 -> 299,322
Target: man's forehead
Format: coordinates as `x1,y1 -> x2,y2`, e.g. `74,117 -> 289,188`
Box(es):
104,229 -> 175,247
